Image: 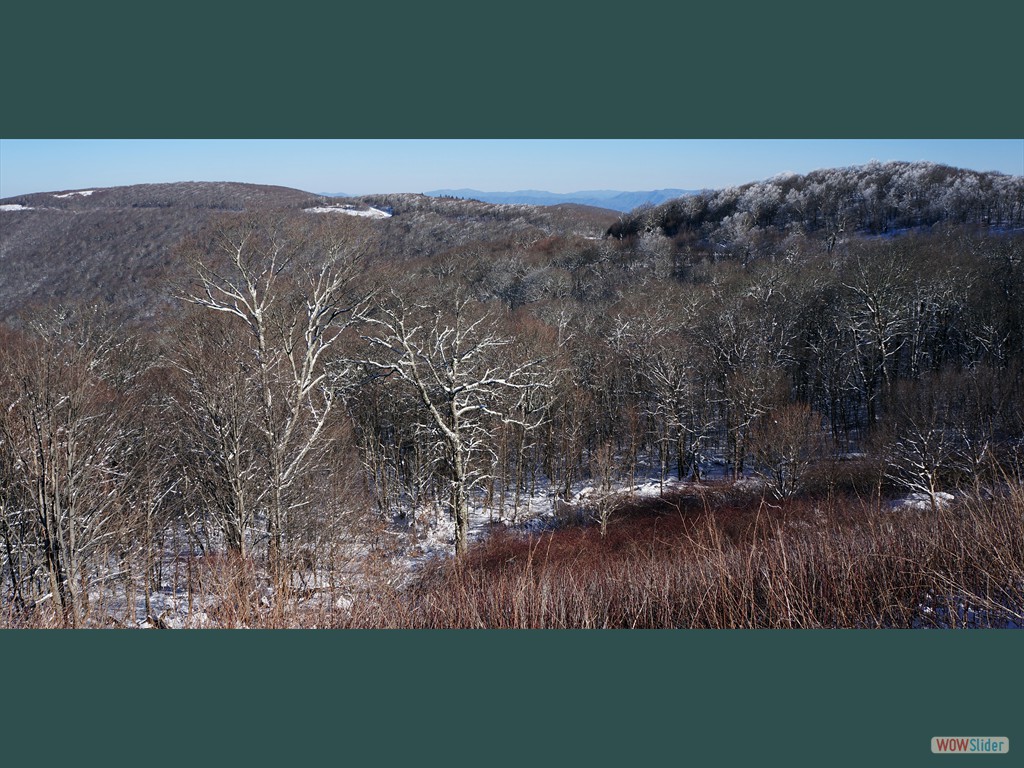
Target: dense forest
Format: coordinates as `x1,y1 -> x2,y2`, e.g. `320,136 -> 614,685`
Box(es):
1,161 -> 1022,628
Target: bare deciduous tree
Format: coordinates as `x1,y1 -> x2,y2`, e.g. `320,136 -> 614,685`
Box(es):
0,310 -> 142,626
751,402 -> 830,499
883,377 -> 970,512
357,293 -> 547,557
176,214 -> 370,588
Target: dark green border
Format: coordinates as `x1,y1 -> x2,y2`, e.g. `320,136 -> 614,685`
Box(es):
3,3 -> 1022,137
1,630 -> 1020,766
2,5 -> 1022,768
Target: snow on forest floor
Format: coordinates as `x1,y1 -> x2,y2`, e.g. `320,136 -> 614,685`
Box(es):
63,461 -> 1021,629
914,593 -> 1022,630
890,491 -> 956,511
394,471 -> 741,569
88,469 -> 714,627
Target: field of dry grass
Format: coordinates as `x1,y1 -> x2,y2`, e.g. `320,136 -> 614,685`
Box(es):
330,482 -> 1024,629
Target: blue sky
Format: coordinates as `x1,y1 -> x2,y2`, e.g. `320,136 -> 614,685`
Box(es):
1,139 -> 1021,199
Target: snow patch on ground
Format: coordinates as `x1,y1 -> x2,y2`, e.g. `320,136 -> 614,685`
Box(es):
53,190 -> 95,198
892,491 -> 955,510
914,590 -> 1021,629
1,204 -> 33,211
630,480 -> 676,497
395,471 -> 724,568
304,205 -> 392,219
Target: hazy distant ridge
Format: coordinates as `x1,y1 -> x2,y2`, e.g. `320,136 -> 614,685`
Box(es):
422,188 -> 696,212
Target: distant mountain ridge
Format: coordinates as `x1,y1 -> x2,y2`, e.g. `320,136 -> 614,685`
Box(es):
7,163 -> 1018,326
0,181 -> 616,322
421,188 -> 696,212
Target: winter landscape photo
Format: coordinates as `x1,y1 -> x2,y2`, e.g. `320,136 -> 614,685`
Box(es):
1,138 -> 1022,629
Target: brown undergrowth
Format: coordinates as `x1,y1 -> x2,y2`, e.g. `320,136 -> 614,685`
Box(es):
337,482 -> 1024,629
5,483 -> 1020,629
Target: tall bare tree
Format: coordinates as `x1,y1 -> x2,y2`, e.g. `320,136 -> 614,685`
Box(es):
358,292 -> 546,557
177,214 -> 369,587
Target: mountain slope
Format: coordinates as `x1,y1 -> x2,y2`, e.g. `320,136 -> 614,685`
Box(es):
424,188 -> 695,212
0,183 -> 617,322
0,182 -> 328,321
607,162 -> 1024,241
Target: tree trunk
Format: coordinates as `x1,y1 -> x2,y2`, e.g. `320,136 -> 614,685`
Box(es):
452,446 -> 469,558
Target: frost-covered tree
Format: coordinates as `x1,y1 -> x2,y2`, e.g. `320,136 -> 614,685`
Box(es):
177,214 -> 369,587
357,292 -> 546,557
839,251 -> 913,425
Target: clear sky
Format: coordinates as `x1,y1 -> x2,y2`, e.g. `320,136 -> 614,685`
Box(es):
1,139 -> 1021,199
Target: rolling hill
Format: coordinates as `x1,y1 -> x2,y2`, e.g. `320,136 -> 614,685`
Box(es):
0,182 -> 617,322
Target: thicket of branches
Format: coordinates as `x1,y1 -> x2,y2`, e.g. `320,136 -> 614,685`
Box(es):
2,164 -> 1023,627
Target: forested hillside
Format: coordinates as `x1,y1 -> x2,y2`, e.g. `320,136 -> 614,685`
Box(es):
0,182 -> 615,321
2,162 -> 1022,628
609,161 -> 1024,242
